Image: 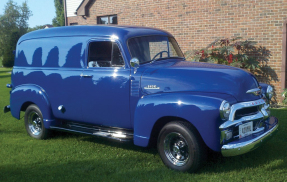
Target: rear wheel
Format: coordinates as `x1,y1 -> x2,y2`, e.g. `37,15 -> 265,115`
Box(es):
24,104 -> 50,139
157,121 -> 206,172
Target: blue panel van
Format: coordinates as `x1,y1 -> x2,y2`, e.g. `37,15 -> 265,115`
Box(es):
4,25 -> 279,172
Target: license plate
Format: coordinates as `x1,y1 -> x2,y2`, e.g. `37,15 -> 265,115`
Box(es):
239,122 -> 253,139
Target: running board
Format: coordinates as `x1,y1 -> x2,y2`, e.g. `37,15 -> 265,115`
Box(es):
50,122 -> 133,142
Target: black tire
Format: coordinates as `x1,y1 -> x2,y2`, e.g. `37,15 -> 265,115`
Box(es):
24,104 -> 50,139
157,121 -> 206,172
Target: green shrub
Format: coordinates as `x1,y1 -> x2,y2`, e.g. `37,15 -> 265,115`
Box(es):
282,89 -> 287,105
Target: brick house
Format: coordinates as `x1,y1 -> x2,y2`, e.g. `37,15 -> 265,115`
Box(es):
64,0 -> 287,102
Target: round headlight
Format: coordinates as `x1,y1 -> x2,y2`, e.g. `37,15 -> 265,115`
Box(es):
266,85 -> 273,100
220,100 -> 231,121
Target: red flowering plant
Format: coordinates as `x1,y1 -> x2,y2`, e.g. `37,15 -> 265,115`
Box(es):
185,37 -> 271,73
186,37 -> 279,103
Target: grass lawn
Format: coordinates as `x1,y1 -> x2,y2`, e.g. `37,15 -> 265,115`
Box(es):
0,67 -> 286,182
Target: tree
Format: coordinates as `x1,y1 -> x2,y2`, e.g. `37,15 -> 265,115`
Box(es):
2,30 -> 21,67
53,0 -> 65,27
0,0 -> 31,67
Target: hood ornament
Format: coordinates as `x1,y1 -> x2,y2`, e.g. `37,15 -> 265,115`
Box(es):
246,88 -> 262,96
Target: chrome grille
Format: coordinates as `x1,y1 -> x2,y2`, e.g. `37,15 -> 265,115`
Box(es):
220,99 -> 270,144
234,106 -> 260,120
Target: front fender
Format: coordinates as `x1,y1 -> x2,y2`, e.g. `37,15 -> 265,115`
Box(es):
10,84 -> 54,128
133,92 -> 235,152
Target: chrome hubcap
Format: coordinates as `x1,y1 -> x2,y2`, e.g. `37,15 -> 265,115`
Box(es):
28,112 -> 42,136
164,132 -> 189,166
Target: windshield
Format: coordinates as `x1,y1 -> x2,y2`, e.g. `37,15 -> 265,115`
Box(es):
128,36 -> 184,64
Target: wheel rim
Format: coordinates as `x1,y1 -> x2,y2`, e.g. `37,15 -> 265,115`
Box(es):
163,132 -> 189,166
28,111 -> 42,136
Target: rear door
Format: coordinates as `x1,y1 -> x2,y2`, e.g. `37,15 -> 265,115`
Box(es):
80,39 -> 131,128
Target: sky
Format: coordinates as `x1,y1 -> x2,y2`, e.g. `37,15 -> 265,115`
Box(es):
0,0 -> 56,28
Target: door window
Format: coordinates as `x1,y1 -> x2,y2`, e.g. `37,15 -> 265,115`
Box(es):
88,41 -> 124,68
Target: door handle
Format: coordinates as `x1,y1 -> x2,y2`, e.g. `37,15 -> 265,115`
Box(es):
80,74 -> 93,78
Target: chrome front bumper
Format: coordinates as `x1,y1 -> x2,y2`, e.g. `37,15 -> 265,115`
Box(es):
219,99 -> 279,157
221,116 -> 278,157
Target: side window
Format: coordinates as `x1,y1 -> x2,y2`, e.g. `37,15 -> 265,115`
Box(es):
88,41 -> 124,68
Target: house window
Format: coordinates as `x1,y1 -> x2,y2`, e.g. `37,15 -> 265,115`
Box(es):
97,15 -> 117,25
70,23 -> 78,26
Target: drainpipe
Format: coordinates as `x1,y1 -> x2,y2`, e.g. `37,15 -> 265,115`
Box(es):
63,0 -> 67,26
281,20 -> 287,101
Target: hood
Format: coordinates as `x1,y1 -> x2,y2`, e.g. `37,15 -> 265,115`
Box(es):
140,60 -> 260,102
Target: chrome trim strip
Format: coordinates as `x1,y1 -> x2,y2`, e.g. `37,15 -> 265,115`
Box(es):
67,124 -> 134,136
50,126 -> 96,135
50,126 -> 134,139
143,87 -> 160,90
221,122 -> 279,157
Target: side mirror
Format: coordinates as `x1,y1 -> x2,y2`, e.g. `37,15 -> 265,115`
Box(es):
130,58 -> 139,68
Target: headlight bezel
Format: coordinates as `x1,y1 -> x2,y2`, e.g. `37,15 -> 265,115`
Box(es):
266,85 -> 273,100
220,100 -> 231,121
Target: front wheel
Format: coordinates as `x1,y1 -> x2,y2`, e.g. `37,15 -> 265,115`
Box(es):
24,104 -> 50,139
157,121 -> 206,172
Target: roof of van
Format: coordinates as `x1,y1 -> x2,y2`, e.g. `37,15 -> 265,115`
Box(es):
18,25 -> 172,43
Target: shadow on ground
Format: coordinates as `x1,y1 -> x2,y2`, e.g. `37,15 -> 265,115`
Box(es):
48,129 -> 287,174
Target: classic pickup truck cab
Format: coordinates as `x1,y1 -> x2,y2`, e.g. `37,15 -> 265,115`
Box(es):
4,25 -> 278,172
